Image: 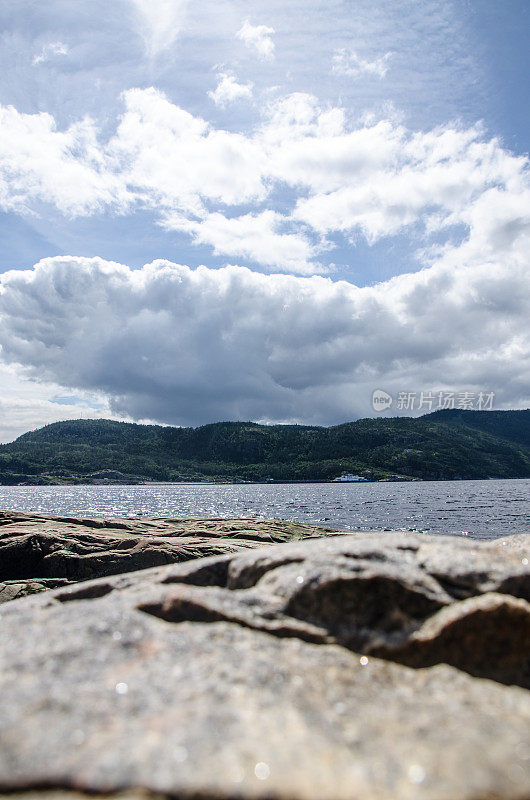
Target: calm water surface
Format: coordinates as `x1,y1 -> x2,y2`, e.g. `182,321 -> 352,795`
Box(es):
0,479 -> 528,541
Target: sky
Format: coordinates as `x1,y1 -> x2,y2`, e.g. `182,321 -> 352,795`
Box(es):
0,0 -> 529,441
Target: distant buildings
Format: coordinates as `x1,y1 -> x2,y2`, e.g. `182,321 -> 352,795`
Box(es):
332,474 -> 368,482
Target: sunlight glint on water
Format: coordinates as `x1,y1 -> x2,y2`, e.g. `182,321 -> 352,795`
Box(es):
0,479 -> 528,541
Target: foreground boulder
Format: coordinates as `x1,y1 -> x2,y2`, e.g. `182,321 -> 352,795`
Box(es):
0,511 -> 333,601
0,531 -> 529,800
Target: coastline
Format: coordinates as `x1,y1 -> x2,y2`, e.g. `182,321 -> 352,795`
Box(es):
5,475 -> 528,487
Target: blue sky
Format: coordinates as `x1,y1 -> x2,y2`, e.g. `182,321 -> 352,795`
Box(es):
1,0 -> 528,282
0,0 -> 528,439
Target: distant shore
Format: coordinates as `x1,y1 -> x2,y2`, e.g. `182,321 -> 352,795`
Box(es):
2,475 -> 527,487
2,410 -> 529,485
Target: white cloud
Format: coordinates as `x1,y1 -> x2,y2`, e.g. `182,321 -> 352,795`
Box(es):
208,72 -> 253,107
0,256 -> 528,429
32,41 -> 69,66
0,105 -> 131,215
129,0 -> 188,57
0,0 -> 490,176
236,19 -> 275,61
290,122 -> 527,243
163,210 -> 321,274
0,88 -> 529,277
332,49 -> 392,79
110,87 -> 266,212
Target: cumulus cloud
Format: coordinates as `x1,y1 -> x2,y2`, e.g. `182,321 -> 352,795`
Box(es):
332,48 -> 392,79
290,123 -> 528,243
109,87 -> 265,211
236,20 -> 275,60
0,256 -> 528,428
162,210 -> 321,274
0,88 -> 529,275
208,72 -> 253,107
32,41 -> 69,66
0,104 -> 131,215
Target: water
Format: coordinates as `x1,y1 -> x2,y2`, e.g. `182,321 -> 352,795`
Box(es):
0,479 -> 528,541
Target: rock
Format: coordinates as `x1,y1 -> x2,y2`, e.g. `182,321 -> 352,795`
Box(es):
370,591 -> 530,687
130,530 -> 530,687
492,533 -> 530,555
0,578 -> 73,603
0,531 -> 529,800
0,511 -> 336,602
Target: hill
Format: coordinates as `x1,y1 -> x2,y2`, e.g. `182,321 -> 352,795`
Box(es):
0,409 -> 529,484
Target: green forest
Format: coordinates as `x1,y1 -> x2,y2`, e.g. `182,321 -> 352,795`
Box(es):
0,409 -> 529,484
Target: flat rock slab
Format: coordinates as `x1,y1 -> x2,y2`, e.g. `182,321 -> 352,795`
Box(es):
0,531 -> 529,800
0,511 -> 337,600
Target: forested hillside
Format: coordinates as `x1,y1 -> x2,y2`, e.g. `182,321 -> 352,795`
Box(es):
0,410 -> 529,483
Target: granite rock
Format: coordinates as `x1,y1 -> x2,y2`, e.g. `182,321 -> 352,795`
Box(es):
132,530 -> 530,687
0,530 -> 529,800
0,511 -> 335,602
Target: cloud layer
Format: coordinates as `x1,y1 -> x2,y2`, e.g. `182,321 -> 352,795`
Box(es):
1,2 -> 528,438
0,87 -> 528,276
0,255 -> 528,431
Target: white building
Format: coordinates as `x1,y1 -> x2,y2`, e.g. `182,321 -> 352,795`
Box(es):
332,474 -> 368,482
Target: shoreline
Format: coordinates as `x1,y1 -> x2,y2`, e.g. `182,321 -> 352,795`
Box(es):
3,476 -> 530,487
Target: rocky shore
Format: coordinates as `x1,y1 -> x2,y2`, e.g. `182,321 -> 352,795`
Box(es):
0,511 -> 334,603
0,511 -> 528,799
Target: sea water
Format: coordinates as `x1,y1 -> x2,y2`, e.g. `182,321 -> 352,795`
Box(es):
0,478 -> 528,541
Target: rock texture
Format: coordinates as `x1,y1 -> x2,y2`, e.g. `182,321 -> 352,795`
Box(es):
0,530 -> 529,800
0,577 -> 72,604
127,531 -> 530,687
0,511 -> 335,602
